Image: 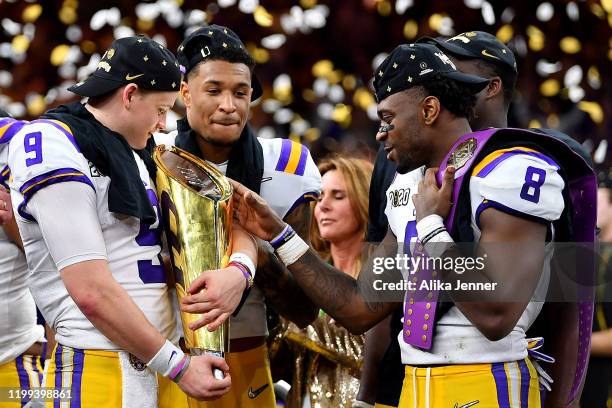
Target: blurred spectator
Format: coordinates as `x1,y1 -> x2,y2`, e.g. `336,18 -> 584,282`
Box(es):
273,155 -> 373,408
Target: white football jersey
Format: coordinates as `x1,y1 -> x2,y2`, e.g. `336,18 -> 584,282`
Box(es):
8,119 -> 177,350
0,118 -> 45,364
156,131 -> 322,338
386,147 -> 565,365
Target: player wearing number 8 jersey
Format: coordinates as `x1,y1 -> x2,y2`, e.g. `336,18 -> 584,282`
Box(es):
6,36 -> 256,407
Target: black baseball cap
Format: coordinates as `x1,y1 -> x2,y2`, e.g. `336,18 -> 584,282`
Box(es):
68,35 -> 182,97
177,25 -> 263,100
373,43 -> 489,102
418,31 -> 517,73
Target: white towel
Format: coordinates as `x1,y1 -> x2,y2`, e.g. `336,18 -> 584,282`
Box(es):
118,351 -> 158,408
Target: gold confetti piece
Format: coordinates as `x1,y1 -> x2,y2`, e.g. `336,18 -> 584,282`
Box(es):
540,78 -> 560,97
254,5 -> 273,27
590,3 -> 606,19
528,119 -> 542,128
27,95 -> 46,117
578,101 -> 604,124
137,19 -> 155,31
252,47 -> 269,64
59,7 -> 77,25
342,74 -> 356,91
312,60 -> 333,78
50,44 -> 70,66
527,25 -> 544,52
560,36 -> 581,54
331,103 -> 352,127
428,13 -> 444,32
81,40 -> 96,54
300,0 -> 317,8
22,4 -> 43,23
496,24 -> 513,43
403,20 -> 418,40
302,89 -> 317,102
304,127 -> 320,142
12,35 -> 30,53
547,113 -> 560,128
353,88 -> 375,110
377,1 -> 392,16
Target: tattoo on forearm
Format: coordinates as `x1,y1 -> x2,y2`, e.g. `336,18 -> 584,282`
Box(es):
253,201 -> 318,325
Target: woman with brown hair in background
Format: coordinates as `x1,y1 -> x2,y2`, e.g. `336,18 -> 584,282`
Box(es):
271,154 -> 373,408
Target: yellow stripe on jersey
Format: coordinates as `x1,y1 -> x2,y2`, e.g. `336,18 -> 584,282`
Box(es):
21,173 -> 84,195
285,143 -> 304,174
471,147 -> 540,177
0,123 -> 13,141
47,120 -> 74,136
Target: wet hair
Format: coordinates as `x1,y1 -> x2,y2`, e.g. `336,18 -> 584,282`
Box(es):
416,73 -> 479,120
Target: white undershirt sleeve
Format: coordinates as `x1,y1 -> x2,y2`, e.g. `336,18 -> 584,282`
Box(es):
27,181 -> 108,270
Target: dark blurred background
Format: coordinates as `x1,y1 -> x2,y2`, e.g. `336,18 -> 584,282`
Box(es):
0,0 -> 610,169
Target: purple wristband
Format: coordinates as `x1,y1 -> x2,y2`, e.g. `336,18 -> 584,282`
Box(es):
169,355 -> 190,383
229,261 -> 253,289
269,224 -> 296,250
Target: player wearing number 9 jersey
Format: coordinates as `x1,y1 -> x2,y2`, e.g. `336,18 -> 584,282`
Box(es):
6,36 -> 254,407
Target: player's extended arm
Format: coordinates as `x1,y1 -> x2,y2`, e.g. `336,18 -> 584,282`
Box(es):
231,179 -> 401,334
254,201 -> 319,328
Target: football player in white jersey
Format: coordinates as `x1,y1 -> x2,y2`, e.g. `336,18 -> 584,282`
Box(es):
154,25 -> 321,408
227,43 -> 594,407
0,112 -> 47,407
362,31 -> 594,408
6,36 -> 257,407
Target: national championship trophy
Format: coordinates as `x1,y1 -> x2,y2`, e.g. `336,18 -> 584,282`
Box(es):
153,144 -> 232,385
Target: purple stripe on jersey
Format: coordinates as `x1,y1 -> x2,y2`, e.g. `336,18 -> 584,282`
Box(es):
294,144 -> 309,176
0,120 -> 26,144
492,362 -> 511,408
518,360 -> 530,408
285,190 -> 319,216
18,168 -> 94,222
15,355 -> 31,406
275,139 -> 292,172
475,150 -> 560,178
54,345 -> 62,408
70,348 -> 84,408
0,117 -> 15,128
31,119 -> 80,152
474,199 -> 550,229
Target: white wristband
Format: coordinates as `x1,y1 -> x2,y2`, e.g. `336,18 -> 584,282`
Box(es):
229,252 -> 256,279
416,215 -> 453,258
416,214 -> 445,240
276,234 -> 309,266
147,340 -> 185,377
